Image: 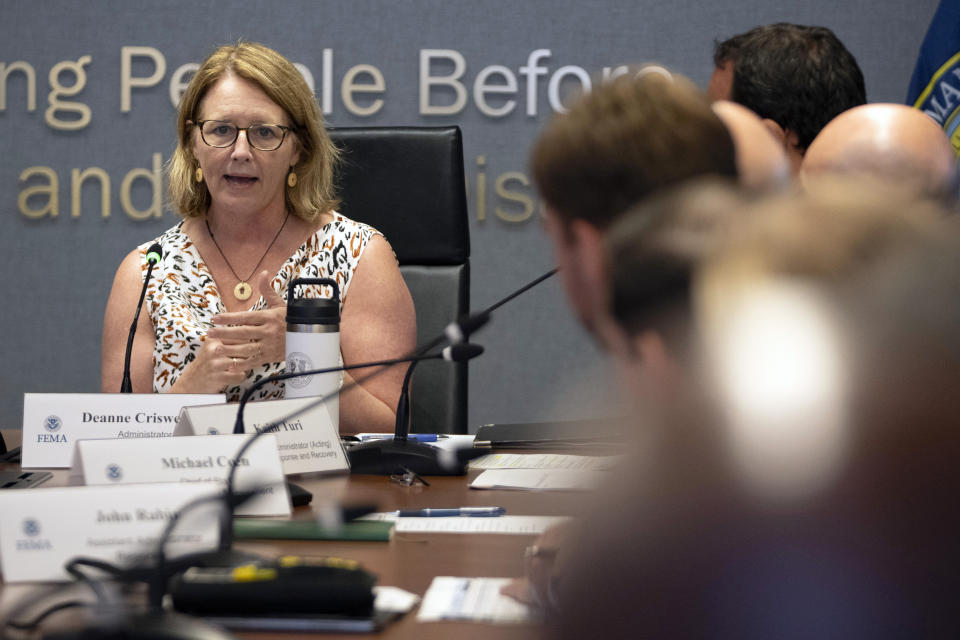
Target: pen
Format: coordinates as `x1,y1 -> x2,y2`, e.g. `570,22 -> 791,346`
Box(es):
358,434 -> 444,443
396,507 -> 506,517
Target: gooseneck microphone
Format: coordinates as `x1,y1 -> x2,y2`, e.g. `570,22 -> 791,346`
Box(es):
120,243 -> 163,393
444,268 -> 558,344
235,268 -> 555,478
349,268 -> 559,475
392,344 -> 485,440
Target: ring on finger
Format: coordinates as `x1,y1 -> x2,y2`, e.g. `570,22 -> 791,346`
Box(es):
232,357 -> 238,368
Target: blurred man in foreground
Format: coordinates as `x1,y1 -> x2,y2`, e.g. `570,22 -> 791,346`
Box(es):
531,69 -> 737,346
551,178 -> 960,638
709,23 -> 866,174
501,68 -> 739,608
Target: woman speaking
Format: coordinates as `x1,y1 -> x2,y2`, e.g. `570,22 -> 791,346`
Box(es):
101,42 -> 416,434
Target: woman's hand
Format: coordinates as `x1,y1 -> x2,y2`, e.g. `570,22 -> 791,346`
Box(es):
171,271 -> 286,393
168,336 -> 252,393
206,270 -> 287,366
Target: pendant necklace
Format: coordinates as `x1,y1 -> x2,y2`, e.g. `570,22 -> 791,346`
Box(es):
205,211 -> 290,301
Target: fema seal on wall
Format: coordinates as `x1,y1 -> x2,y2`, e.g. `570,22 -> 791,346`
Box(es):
106,464 -> 123,481
43,415 -> 62,432
286,352 -> 313,389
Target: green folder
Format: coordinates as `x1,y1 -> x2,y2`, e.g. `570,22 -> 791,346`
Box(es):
233,519 -> 394,542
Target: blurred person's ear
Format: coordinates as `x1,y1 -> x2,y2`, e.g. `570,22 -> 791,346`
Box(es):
761,118 -> 801,149
567,218 -> 606,291
608,327 -> 686,408
761,119 -> 803,173
632,330 -> 670,369
629,330 -> 684,394
543,208 -> 610,336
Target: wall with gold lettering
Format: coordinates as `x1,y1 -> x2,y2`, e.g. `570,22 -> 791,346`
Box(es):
0,0 -> 939,431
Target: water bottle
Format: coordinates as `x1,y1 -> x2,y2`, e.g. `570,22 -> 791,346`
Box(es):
285,278 -> 341,427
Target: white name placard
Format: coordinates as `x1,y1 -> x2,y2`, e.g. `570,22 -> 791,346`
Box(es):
175,397 -> 348,476
21,393 -> 225,469
0,482 -> 223,582
73,434 -> 291,517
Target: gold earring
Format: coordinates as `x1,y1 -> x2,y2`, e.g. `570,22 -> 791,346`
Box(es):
195,166 -> 203,183
287,169 -> 297,188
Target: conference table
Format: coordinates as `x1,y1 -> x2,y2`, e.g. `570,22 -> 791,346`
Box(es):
0,429 -> 588,640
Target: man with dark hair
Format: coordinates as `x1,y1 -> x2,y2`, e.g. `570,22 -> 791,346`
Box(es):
551,179 -> 960,639
709,23 -> 866,174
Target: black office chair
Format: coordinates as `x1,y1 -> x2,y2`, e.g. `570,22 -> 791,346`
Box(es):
327,126 -> 470,434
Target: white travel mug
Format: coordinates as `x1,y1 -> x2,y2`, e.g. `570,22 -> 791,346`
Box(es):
285,277 -> 341,428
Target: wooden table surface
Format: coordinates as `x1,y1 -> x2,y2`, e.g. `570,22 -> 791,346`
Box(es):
0,430 -> 586,639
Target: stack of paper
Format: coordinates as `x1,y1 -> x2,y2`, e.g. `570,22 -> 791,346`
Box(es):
469,469 -> 604,491
359,512 -> 570,535
469,452 -> 619,470
394,515 -> 568,535
417,577 -> 537,624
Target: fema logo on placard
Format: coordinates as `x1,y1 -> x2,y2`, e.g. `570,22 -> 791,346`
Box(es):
106,464 -> 123,481
286,352 -> 313,389
17,518 -> 52,551
207,427 -> 219,435
37,415 -> 68,444
22,519 -> 40,537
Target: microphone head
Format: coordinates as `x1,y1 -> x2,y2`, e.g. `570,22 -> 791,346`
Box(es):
445,312 -> 491,344
146,243 -> 163,265
442,343 -> 485,362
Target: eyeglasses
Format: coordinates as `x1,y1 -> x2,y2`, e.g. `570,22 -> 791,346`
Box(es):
390,466 -> 430,487
196,120 -> 293,151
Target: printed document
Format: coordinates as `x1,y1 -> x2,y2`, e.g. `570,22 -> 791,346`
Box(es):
360,513 -> 570,534
469,453 -> 619,470
470,468 -> 604,491
417,577 -> 537,624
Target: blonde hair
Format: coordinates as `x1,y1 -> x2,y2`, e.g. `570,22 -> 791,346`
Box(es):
168,41 -> 339,221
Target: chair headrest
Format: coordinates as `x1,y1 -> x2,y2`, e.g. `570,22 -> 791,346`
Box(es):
329,126 -> 470,265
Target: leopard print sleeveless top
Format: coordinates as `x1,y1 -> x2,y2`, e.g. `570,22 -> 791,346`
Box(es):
138,212 -> 380,401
